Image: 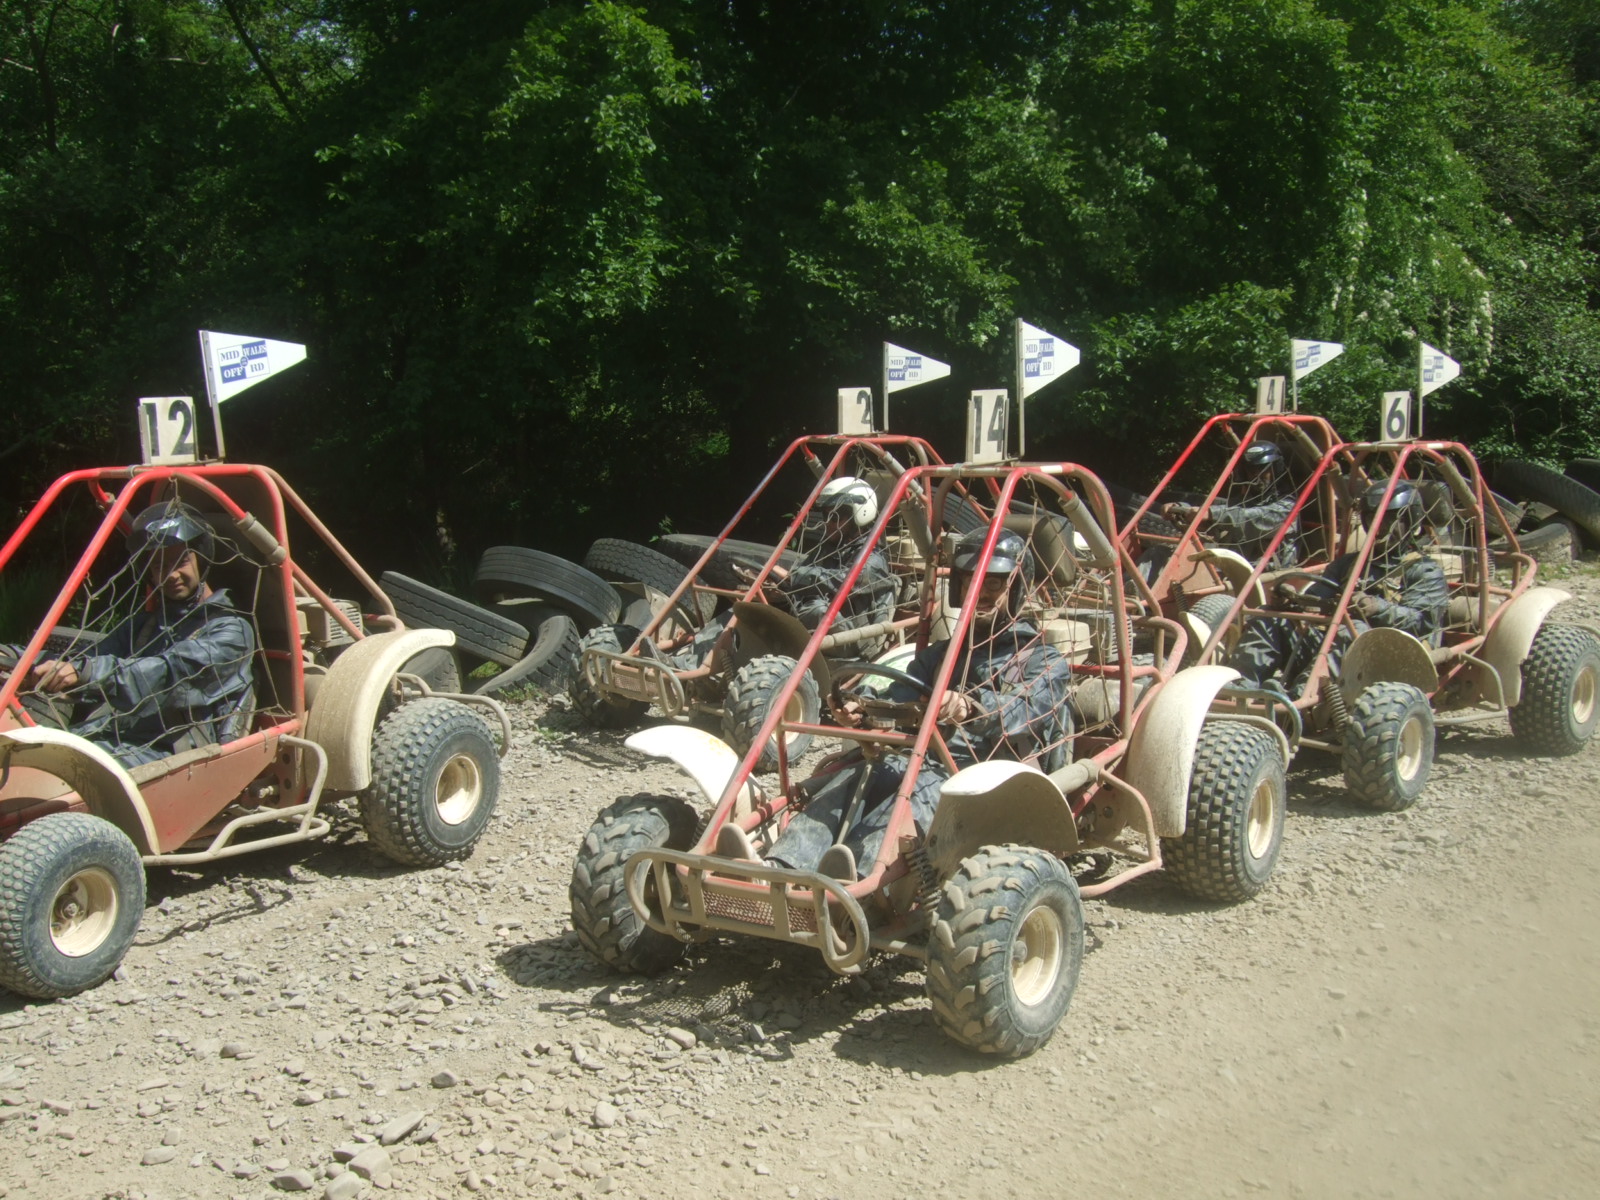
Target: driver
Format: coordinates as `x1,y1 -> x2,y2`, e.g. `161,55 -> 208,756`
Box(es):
730,528 -> 1074,882
1231,481 -> 1447,692
1163,441 -> 1301,568
674,475 -> 895,666
2,500 -> 257,767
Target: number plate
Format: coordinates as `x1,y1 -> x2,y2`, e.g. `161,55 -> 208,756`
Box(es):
837,387 -> 875,435
1381,391 -> 1414,441
1255,375 -> 1286,415
137,397 -> 199,465
967,390 -> 1009,464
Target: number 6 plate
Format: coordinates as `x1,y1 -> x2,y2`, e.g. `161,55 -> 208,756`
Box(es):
138,396 -> 199,465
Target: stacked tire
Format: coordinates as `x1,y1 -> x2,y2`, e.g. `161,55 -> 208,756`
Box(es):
1491,459 -> 1600,562
469,547 -> 624,697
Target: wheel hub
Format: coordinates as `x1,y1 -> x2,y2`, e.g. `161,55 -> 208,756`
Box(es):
435,753 -> 484,826
1396,715 -> 1425,782
50,867 -> 118,958
1572,662 -> 1597,726
1246,774 -> 1282,860
1011,903 -> 1064,1008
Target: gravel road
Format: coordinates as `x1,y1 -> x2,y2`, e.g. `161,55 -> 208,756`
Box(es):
2,563 -> 1597,1200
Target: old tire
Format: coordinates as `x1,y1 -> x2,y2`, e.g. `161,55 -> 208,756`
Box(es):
722,654 -> 819,772
925,845 -> 1083,1057
381,571 -> 529,667
475,546 -> 622,632
473,612 -> 581,698
584,539 -> 709,624
1493,460 -> 1600,545
570,624 -> 649,728
360,698 -> 499,866
570,793 -> 699,974
1161,722 -> 1286,902
1565,459 -> 1600,496
1509,624 -> 1600,756
1342,681 -> 1434,812
655,535 -> 800,593
399,646 -> 461,692
0,813 -> 146,1000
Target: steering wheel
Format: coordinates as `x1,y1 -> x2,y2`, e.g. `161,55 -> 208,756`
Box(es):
1268,570 -> 1337,615
827,660 -> 933,731
828,660 -> 934,697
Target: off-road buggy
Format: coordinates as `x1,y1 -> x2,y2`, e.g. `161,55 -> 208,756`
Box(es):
1180,438 -> 1600,811
0,462 -> 509,999
570,461 -> 1291,1057
1117,412 -> 1346,660
571,435 -> 989,769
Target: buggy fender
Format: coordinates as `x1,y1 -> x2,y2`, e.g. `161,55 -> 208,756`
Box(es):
0,727 -> 158,855
728,602 -> 832,693
1123,665 -> 1241,839
624,725 -> 761,817
1482,587 -> 1572,708
1340,627 -> 1439,705
1193,548 -> 1265,605
304,628 -> 454,791
925,761 -> 1080,880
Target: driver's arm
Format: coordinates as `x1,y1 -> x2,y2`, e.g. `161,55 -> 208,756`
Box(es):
78,614 -> 255,715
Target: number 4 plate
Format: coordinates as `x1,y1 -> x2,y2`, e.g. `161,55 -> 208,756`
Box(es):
138,397 -> 199,465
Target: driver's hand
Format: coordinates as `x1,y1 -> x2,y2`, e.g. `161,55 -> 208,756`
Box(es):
830,697 -> 865,727
1353,594 -> 1384,620
31,660 -> 79,692
938,691 -> 976,724
1164,502 -> 1198,522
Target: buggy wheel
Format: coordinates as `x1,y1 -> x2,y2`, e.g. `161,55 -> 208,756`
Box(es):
1510,624 -> 1600,756
1162,722 -> 1286,902
1342,681 -> 1434,811
0,813 -> 146,1000
1183,593 -> 1238,663
570,624 -> 649,728
722,654 -> 819,772
570,794 -> 699,974
925,846 -> 1083,1057
360,698 -> 500,866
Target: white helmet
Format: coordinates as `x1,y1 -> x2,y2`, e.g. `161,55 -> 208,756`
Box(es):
815,476 -> 878,529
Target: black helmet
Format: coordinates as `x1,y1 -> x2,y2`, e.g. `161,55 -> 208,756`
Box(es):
952,528 -> 1027,576
1360,481 -> 1424,555
1360,480 -> 1422,520
128,501 -> 215,565
1240,441 -> 1285,477
1227,440 -> 1289,507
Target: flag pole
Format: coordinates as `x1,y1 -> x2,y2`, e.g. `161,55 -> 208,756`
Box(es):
198,330 -> 227,461
1014,318 -> 1026,459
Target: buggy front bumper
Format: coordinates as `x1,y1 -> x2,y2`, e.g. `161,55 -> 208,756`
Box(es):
624,848 -> 872,975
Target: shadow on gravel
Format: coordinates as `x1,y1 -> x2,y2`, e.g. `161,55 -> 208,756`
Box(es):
493,933 -> 1019,1074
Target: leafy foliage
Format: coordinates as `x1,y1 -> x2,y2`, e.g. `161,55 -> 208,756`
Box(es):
3,1 -> 1599,567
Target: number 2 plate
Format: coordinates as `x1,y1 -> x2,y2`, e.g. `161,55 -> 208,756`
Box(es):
837,387 -> 875,435
138,397 -> 199,465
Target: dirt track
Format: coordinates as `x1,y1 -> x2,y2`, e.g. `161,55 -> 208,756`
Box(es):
2,564 -> 1597,1200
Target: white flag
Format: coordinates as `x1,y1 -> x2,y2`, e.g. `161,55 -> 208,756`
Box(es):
199,330 -> 307,404
1418,342 -> 1461,397
883,342 -> 951,394
1016,319 -> 1081,400
1291,338 -> 1344,381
